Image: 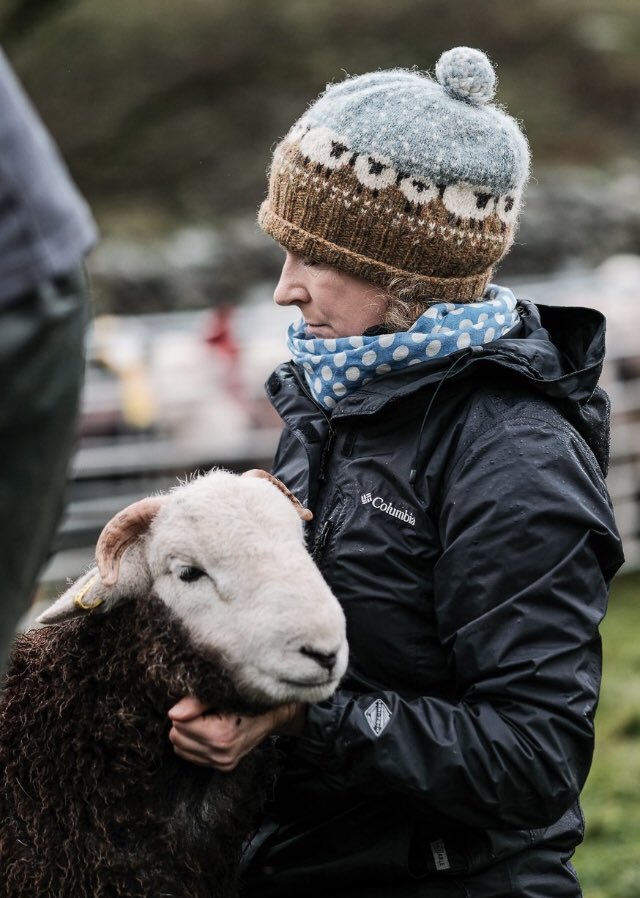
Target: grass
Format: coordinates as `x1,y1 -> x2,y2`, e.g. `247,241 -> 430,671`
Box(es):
573,572 -> 640,897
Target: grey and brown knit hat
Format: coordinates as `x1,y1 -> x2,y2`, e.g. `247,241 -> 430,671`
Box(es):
259,47 -> 530,301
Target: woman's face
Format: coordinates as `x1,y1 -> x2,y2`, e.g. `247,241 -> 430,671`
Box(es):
274,251 -> 387,339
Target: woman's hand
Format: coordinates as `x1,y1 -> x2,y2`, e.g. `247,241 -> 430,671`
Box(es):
168,697 -> 307,771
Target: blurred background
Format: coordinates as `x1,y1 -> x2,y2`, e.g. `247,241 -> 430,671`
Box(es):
2,1 -> 639,894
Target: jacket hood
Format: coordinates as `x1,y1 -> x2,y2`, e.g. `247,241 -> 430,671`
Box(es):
480,300 -> 611,474
483,299 -> 606,402
333,299 -> 611,473
268,300 -> 612,474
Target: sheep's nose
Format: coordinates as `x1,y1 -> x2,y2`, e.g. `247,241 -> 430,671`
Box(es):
300,645 -> 338,672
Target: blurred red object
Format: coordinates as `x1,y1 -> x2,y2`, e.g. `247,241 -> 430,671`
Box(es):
205,305 -> 240,361
204,305 -> 246,406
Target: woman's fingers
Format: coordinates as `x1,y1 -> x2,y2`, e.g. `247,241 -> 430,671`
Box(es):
170,715 -> 237,755
168,695 -> 211,722
168,710 -> 272,770
168,701 -> 307,771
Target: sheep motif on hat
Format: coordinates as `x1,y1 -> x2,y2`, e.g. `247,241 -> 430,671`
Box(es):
0,468 -> 347,898
260,46 -> 530,301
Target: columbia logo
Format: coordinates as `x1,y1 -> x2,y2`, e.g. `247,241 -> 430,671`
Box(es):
360,493 -> 416,526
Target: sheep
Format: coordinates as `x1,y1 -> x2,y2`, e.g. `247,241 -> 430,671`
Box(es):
0,468 -> 348,898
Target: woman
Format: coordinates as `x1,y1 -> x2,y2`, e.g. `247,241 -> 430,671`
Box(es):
169,48 -> 624,897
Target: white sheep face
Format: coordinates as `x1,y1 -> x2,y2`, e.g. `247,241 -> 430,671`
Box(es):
147,473 -> 348,704
39,471 -> 348,707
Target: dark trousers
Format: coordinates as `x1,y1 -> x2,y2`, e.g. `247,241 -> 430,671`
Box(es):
0,268 -> 88,670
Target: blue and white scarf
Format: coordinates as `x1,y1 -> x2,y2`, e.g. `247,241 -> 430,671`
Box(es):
288,284 -> 519,410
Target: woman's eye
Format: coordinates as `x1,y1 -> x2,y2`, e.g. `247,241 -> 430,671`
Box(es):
178,566 -> 206,583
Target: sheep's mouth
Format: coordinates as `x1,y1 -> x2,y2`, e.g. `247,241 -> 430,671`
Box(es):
279,676 -> 335,689
238,664 -> 343,705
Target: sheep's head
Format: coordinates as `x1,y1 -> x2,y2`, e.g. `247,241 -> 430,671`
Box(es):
38,470 -> 348,706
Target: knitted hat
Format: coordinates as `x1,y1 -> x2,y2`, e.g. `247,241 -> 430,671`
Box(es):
259,47 -> 530,301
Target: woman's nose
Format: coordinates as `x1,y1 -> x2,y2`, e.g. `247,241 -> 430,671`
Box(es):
273,253 -> 307,307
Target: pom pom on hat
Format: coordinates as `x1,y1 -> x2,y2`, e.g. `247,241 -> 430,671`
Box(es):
435,47 -> 496,105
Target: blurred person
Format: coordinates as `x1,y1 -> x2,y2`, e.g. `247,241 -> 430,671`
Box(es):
0,48 -> 96,671
169,48 -> 624,897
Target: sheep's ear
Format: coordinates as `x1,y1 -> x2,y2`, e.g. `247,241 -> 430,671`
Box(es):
243,469 -> 313,522
37,538 -> 153,625
36,567 -> 110,624
37,494 -> 169,625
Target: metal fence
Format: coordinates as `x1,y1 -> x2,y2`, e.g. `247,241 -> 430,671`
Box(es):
604,350 -> 640,570
40,264 -> 640,587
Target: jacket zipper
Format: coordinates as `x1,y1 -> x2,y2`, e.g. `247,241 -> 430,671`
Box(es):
287,362 -> 339,561
318,429 -> 335,482
312,520 -> 334,565
289,363 -> 336,482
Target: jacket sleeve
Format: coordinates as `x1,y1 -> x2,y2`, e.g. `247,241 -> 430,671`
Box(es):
291,412 -> 623,830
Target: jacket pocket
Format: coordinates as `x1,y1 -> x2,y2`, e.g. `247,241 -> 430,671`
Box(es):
410,821 -> 535,878
245,801 -> 466,893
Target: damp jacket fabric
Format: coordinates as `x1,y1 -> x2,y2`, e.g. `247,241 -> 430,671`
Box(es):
242,299 -> 624,898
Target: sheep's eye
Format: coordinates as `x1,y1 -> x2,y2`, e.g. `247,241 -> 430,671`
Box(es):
178,566 -> 206,583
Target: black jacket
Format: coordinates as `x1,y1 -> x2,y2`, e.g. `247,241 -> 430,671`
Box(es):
242,301 -> 624,898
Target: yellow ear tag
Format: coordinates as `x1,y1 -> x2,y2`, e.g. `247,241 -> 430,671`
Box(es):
73,574 -> 104,611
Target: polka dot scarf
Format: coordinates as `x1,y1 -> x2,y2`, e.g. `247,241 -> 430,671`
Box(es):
288,284 -> 519,410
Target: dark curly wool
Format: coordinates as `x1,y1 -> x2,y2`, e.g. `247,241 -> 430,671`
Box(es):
0,596 -> 276,898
